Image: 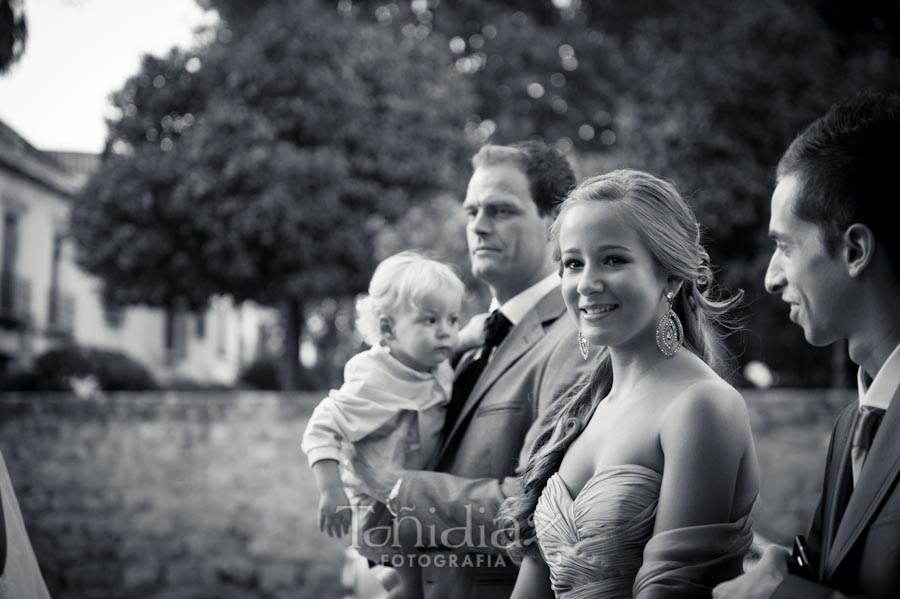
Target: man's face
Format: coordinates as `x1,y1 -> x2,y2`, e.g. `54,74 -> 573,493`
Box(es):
764,174 -> 850,346
463,163 -> 553,301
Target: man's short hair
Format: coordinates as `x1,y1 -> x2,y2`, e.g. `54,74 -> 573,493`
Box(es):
471,140 -> 576,217
777,91 -> 900,273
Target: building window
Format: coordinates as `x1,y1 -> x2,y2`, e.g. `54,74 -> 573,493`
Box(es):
196,311 -> 206,339
47,233 -> 76,335
0,210 -> 31,328
102,302 -> 125,329
164,305 -> 188,364
216,306 -> 227,358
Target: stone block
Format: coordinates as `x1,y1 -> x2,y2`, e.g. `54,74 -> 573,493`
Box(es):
164,560 -> 215,587
62,562 -> 118,588
259,561 -> 302,594
123,562 -> 161,588
213,554 -> 259,588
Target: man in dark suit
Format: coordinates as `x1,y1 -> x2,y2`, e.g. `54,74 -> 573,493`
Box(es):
353,140 -> 591,599
714,93 -> 900,598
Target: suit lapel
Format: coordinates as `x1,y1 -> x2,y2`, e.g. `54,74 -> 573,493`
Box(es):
436,290 -> 566,463
822,404 -> 857,570
826,383 -> 900,579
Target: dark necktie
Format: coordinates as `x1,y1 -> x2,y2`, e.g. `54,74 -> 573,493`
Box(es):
851,405 -> 886,485
443,310 -> 513,436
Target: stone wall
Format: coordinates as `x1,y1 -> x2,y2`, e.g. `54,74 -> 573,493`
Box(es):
0,392 -> 347,599
0,388 -> 856,598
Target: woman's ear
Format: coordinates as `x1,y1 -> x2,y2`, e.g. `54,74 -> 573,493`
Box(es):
844,223 -> 875,278
665,276 -> 684,299
379,316 -> 395,340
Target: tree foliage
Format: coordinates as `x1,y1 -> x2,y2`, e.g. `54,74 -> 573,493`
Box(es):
0,0 -> 26,73
72,0 -> 473,387
596,0 -> 897,385
72,0 -> 900,388
347,0 -> 899,386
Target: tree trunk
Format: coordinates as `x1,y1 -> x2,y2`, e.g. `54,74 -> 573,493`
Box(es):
279,297 -> 304,390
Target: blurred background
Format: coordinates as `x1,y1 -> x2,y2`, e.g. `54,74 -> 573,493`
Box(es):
0,0 -> 897,596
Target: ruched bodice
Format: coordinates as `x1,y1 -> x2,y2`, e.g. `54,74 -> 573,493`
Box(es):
534,465 -> 661,599
533,465 -> 753,599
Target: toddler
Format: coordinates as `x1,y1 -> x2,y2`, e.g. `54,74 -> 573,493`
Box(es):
302,251 -> 479,598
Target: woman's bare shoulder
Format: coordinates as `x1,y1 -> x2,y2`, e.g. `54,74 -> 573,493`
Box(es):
662,376 -> 749,443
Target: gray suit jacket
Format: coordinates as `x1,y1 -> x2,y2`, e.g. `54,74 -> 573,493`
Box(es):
774,382 -> 900,598
393,288 -> 590,599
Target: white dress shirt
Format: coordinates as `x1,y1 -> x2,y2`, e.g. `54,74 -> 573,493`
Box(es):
852,341 -> 900,484
856,341 -> 900,411
489,272 -> 561,326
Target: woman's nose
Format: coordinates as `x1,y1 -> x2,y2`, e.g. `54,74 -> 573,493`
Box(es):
576,270 -> 604,295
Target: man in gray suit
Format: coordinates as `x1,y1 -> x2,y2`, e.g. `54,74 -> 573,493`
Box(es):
713,93 -> 900,598
355,140 -> 590,599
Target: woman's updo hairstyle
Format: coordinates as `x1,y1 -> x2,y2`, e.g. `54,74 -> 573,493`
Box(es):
550,169 -> 741,371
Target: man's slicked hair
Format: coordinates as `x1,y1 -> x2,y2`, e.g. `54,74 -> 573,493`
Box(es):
777,91 -> 900,274
471,140 -> 576,217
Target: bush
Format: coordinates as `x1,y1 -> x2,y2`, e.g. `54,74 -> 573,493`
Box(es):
163,376 -> 231,392
0,368 -> 40,391
238,355 -> 331,391
85,348 -> 158,391
238,356 -> 282,390
0,345 -> 158,391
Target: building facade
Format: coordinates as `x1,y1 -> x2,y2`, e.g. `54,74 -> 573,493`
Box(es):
0,119 -> 274,385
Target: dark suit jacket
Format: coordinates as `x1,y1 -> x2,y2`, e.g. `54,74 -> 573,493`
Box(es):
774,382 -> 900,598
393,288 -> 591,599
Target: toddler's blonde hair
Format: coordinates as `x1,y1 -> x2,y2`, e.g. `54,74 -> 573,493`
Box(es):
356,251 -> 465,346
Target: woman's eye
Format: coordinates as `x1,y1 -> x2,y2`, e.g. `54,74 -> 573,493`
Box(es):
604,256 -> 627,266
562,259 -> 583,269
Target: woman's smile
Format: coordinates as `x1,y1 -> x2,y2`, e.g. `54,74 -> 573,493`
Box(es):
580,303 -> 619,322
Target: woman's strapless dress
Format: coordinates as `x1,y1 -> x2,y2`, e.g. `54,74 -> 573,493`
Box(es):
533,465 -> 753,599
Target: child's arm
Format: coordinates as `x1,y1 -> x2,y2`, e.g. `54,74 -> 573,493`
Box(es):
457,312 -> 488,351
311,459 -> 352,538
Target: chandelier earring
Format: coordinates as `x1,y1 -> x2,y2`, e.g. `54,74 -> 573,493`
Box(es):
655,290 -> 684,357
578,331 -> 590,361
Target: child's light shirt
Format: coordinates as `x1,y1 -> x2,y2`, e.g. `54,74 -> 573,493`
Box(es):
301,344 -> 452,480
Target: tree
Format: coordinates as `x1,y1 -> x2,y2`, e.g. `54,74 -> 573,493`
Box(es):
345,0 -> 625,152
0,0 -> 26,73
352,0 -> 899,386
71,0 -> 474,388
596,0 -> 896,386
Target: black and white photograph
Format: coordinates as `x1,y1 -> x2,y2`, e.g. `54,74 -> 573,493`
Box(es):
2,0 -> 900,597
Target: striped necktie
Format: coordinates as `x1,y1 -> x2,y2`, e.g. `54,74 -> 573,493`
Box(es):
442,310 -> 513,436
851,405 -> 886,485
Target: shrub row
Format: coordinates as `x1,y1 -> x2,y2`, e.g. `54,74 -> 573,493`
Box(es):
0,345 -> 158,391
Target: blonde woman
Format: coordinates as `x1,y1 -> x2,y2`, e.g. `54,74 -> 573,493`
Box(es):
500,170 -> 760,599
